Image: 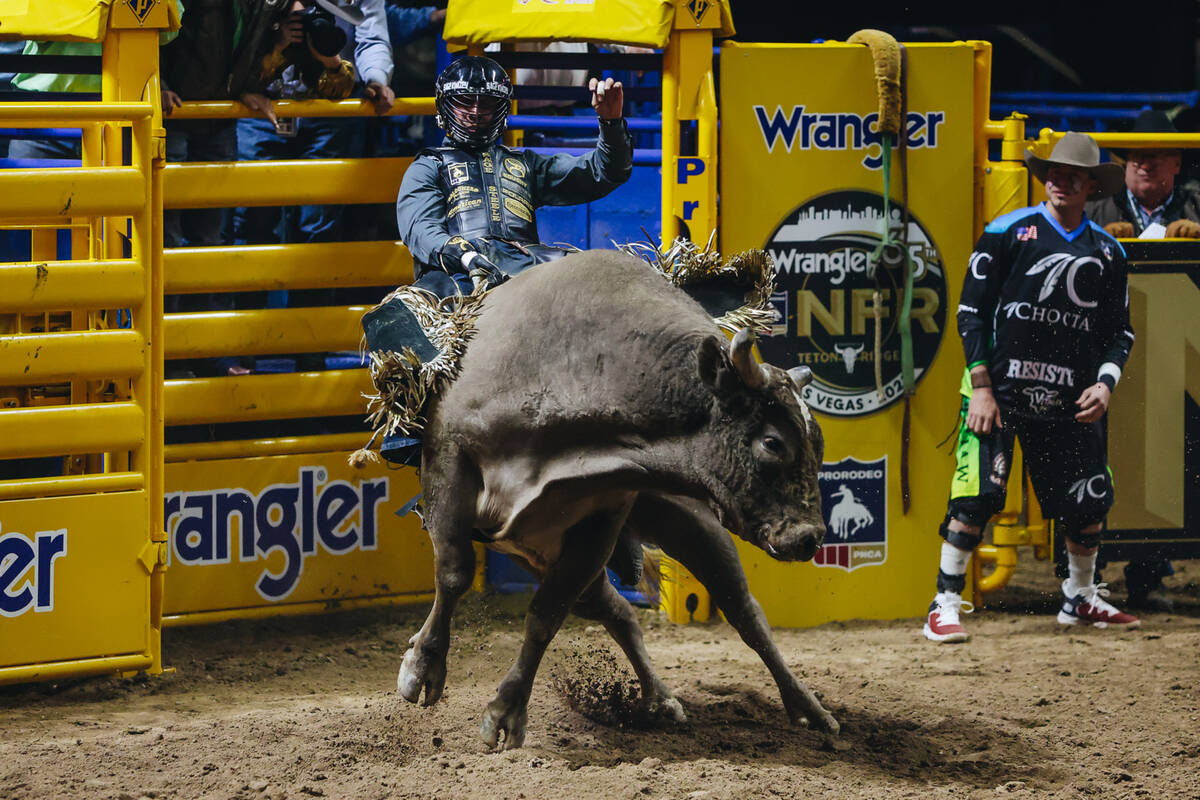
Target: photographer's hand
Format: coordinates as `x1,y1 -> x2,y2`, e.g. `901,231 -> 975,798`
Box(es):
272,15 -> 305,54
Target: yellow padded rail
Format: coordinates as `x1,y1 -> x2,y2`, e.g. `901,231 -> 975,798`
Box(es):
0,260 -> 144,311
164,307 -> 368,358
163,242 -> 413,293
0,168 -> 145,217
163,158 -> 411,209
0,330 -> 146,385
0,402 -> 145,459
164,370 -> 372,425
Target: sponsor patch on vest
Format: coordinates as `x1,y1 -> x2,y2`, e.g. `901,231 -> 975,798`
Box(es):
814,456 -> 887,572
447,198 -> 484,218
758,190 -> 949,417
447,162 -> 470,186
504,158 -> 526,178
482,152 -> 495,174
504,197 -> 533,222
447,185 -> 480,204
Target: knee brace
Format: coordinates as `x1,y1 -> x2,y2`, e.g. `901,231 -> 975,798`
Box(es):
1057,517 -> 1104,549
939,513 -> 985,552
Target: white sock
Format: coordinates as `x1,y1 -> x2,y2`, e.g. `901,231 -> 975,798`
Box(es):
1066,551 -> 1098,595
939,541 -> 972,584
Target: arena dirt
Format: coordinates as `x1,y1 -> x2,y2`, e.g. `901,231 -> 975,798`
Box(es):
3,557 -> 1199,800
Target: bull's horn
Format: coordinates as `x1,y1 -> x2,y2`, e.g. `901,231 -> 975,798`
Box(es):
729,329 -> 767,390
787,365 -> 813,389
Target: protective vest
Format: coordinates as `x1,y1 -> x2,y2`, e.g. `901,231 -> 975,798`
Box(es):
423,145 -> 540,244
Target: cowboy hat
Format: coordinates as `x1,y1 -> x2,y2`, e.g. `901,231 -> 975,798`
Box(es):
1111,108 -> 1181,157
1023,131 -> 1124,199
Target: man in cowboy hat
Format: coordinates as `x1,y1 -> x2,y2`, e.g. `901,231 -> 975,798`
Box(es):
1087,109 -> 1200,241
1086,108 -> 1194,611
923,131 -> 1140,643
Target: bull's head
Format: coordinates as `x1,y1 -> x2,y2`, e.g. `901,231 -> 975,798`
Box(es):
695,329 -> 826,562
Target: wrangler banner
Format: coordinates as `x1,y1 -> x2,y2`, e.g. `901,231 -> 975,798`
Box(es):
162,452 -> 433,622
719,41 -> 979,627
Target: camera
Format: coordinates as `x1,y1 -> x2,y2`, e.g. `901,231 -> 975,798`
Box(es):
296,5 -> 347,58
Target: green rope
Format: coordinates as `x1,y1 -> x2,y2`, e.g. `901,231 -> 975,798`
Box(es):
868,132 -> 916,396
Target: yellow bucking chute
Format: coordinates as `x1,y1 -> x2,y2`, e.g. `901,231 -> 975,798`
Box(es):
443,0 -> 734,49
847,28 -> 903,135
0,0 -> 181,41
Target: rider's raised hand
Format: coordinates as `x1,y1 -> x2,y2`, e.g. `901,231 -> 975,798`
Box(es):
589,77 -> 623,120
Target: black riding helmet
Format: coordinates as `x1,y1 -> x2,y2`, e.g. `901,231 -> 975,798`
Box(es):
434,56 -> 512,150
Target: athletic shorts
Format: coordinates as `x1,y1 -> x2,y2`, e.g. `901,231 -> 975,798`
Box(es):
947,396 -> 1113,524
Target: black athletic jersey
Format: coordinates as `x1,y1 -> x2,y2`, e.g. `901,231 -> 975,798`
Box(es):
957,203 -> 1135,420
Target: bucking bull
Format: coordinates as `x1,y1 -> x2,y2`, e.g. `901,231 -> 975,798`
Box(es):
393,249 -> 839,748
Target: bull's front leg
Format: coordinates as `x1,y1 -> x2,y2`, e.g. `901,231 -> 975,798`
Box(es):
480,504 -> 630,750
572,572 -> 686,725
635,494 -> 840,734
398,495 -> 477,707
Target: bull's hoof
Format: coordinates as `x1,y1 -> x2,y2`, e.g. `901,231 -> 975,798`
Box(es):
397,645 -> 447,706
647,695 -> 687,726
791,708 -> 840,735
479,698 -> 528,751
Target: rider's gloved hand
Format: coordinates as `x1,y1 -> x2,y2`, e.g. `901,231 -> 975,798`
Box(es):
437,236 -> 477,274
463,251 -> 508,290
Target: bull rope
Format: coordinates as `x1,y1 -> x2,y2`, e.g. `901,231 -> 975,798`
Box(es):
849,28 -> 916,513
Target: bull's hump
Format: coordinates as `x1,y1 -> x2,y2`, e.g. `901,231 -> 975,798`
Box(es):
440,251 -> 719,426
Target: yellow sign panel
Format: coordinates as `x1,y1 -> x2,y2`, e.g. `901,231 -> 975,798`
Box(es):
446,0 -> 676,48
0,492 -> 150,668
719,42 -> 978,626
163,452 -> 434,618
1108,273 -> 1200,530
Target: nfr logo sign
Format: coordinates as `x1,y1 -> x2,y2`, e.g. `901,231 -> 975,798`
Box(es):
165,468 -> 389,602
814,456 -> 887,572
0,525 -> 67,617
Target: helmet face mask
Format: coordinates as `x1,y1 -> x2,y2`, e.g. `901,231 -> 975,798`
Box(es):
435,57 -> 512,150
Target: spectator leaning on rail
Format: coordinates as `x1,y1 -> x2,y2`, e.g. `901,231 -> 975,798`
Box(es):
1084,108 -> 1195,612
923,132 -> 1140,643
395,55 -> 632,298
1087,109 -> 1200,240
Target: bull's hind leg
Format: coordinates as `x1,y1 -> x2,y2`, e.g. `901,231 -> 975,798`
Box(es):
480,503 -> 631,750
634,494 -> 840,734
572,574 -> 686,725
398,473 -> 478,707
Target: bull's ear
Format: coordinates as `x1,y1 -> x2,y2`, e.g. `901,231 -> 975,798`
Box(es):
697,336 -> 740,398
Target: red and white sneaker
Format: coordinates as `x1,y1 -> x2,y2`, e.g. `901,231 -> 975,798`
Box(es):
923,591 -> 973,643
1057,581 -> 1141,629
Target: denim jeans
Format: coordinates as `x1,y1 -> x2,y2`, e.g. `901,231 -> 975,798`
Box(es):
232,116 -> 351,247
164,119 -> 237,250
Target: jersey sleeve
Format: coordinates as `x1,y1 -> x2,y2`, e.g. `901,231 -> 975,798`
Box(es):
956,228 -> 1009,369
1095,245 -> 1135,390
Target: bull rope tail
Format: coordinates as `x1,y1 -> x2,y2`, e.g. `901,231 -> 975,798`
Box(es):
849,28 -> 915,513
